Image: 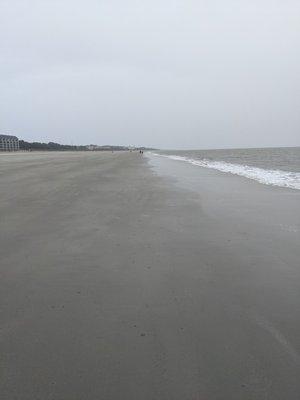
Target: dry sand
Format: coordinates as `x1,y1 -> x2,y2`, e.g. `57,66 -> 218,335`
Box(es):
0,151 -> 300,399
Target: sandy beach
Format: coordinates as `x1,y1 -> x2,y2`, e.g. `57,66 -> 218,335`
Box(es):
1,151 -> 300,399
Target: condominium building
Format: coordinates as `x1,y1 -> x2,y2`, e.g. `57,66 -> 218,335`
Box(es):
0,134 -> 20,151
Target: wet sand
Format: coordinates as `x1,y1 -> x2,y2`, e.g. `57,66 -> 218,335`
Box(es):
1,151 -> 300,399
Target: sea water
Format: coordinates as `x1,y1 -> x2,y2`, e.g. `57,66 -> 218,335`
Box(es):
151,147 -> 300,190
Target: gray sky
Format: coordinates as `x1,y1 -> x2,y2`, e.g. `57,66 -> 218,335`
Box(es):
0,0 -> 299,149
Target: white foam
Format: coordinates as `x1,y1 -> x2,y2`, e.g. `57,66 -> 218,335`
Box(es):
151,153 -> 300,190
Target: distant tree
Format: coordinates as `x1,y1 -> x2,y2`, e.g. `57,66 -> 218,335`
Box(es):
19,139 -> 155,152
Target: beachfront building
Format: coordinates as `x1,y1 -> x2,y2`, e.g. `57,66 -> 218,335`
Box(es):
0,134 -> 20,152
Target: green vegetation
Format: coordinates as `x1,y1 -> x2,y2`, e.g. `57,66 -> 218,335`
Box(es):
19,140 -> 152,152
19,140 -> 88,151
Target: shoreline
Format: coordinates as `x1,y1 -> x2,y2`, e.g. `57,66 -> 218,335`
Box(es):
148,152 -> 300,191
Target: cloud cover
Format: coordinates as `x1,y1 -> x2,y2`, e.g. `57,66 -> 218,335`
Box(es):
0,0 -> 299,149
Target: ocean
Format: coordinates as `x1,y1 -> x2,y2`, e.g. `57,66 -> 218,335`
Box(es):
152,147 -> 300,190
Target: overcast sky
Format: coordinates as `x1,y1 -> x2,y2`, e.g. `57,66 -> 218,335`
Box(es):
0,0 -> 299,149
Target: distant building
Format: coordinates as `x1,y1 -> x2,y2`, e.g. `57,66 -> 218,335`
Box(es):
0,134 -> 19,152
86,144 -> 100,151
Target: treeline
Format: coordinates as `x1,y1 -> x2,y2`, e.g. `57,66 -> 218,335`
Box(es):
19,140 -> 154,152
19,140 -> 88,151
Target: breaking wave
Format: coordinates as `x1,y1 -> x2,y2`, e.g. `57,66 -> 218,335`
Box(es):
151,154 -> 300,190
